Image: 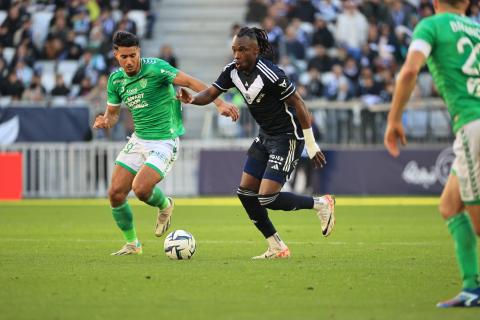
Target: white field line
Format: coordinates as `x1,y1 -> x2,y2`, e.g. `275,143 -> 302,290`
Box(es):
0,238 -> 442,246
0,197 -> 439,207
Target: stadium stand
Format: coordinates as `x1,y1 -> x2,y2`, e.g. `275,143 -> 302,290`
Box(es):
0,0 -> 478,144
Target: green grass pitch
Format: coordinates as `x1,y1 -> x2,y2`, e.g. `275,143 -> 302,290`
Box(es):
0,198 -> 479,320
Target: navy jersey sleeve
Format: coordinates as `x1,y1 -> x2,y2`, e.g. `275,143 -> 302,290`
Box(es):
213,62 -> 235,92
273,70 -> 296,101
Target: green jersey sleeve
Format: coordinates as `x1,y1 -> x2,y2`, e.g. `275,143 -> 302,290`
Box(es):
412,19 -> 436,45
150,58 -> 179,85
107,72 -> 122,106
411,18 -> 437,57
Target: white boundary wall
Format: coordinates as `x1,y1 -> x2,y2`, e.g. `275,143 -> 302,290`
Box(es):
0,140 -> 250,198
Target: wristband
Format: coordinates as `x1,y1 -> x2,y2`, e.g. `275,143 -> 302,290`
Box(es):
302,128 -> 320,159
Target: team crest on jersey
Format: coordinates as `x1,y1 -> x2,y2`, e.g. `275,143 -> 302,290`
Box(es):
140,78 -> 148,88
231,70 -> 265,104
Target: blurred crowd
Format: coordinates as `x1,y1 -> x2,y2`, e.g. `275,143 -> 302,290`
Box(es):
1,0 -> 478,144
0,0 -> 181,139
245,0 -> 479,101
0,0 -> 160,103
220,0 -> 479,143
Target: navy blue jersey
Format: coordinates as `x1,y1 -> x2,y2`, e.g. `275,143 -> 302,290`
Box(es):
213,57 -> 303,139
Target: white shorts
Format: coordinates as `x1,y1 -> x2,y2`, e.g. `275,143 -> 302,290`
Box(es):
115,133 -> 179,178
451,119 -> 480,204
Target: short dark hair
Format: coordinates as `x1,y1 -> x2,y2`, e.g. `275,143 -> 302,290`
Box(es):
113,31 -> 139,50
440,0 -> 468,8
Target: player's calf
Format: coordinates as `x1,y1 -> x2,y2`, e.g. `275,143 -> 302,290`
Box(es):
237,187 -> 277,237
258,192 -> 313,211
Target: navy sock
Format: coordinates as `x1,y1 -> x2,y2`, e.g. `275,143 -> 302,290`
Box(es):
237,187 -> 276,238
258,192 -> 314,211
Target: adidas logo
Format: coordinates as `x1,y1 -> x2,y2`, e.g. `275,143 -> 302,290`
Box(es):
271,164 -> 279,170
279,79 -> 287,88
245,81 -> 249,87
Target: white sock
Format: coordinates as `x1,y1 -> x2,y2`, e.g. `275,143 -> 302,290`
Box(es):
314,196 -> 328,209
267,233 -> 287,250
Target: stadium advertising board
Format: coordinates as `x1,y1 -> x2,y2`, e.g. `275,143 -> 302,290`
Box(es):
199,147 -> 453,195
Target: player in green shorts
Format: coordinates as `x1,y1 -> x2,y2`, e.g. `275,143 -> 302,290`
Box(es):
93,31 -> 239,256
384,0 -> 480,308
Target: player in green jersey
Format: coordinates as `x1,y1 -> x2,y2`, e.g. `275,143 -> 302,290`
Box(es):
384,0 -> 480,308
93,31 -> 239,256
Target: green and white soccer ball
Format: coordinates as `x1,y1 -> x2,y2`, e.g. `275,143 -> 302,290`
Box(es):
164,230 -> 196,260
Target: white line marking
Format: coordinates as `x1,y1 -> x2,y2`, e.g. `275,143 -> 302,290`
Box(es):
0,197 -> 440,206
0,238 -> 442,246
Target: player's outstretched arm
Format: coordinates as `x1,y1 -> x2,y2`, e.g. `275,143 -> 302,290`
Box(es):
93,105 -> 120,129
286,92 -> 326,169
384,50 -> 426,157
173,71 -> 239,121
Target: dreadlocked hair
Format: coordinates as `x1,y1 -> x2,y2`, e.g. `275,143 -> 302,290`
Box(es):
237,27 -> 275,61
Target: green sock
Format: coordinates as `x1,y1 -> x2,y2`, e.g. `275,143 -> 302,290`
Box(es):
145,187 -> 169,209
447,212 -> 479,289
112,201 -> 137,243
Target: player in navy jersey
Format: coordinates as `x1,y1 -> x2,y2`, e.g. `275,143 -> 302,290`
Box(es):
177,27 -> 335,259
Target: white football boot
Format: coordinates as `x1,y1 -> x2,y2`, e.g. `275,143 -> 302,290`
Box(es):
314,195 -> 336,237
111,242 -> 143,255
252,247 -> 291,260
155,197 -> 174,237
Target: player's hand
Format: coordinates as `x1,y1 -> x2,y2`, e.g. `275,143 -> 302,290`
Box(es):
216,101 -> 240,122
93,114 -> 112,129
305,141 -> 326,169
310,150 -> 327,169
384,121 -> 407,157
176,88 -> 193,104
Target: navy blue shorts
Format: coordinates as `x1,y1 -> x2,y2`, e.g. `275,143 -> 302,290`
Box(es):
243,133 -> 305,184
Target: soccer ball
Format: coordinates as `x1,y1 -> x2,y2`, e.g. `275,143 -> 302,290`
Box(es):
164,230 -> 196,260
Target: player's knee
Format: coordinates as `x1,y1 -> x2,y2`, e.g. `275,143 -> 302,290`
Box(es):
132,183 -> 151,202
438,202 -> 459,220
108,186 -> 127,207
258,193 -> 279,209
472,223 -> 480,237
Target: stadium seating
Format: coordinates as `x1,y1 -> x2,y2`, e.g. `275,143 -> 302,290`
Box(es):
57,60 -> 80,86
31,11 -> 54,50
2,47 -> 15,65
1,0 -> 474,144
127,10 -> 147,38
0,10 -> 6,25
